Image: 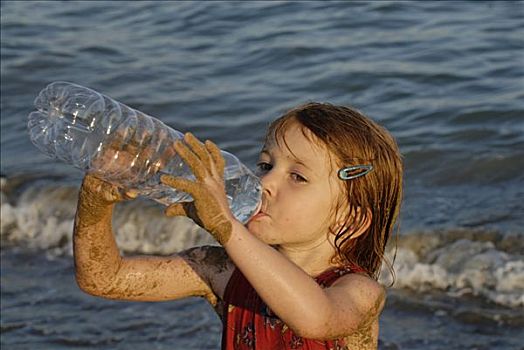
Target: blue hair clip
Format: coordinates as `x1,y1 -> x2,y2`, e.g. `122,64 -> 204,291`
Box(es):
338,165 -> 373,180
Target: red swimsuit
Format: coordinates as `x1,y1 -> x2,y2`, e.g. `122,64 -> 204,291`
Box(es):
221,264 -> 366,350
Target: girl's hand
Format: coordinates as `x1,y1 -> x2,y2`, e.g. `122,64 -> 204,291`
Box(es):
76,174 -> 138,227
80,174 -> 138,205
160,133 -> 235,245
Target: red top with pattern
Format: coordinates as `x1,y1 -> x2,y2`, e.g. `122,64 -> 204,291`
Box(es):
221,264 -> 366,350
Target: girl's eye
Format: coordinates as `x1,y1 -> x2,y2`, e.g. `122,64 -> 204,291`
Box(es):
291,172 -> 307,183
256,162 -> 272,174
256,162 -> 307,183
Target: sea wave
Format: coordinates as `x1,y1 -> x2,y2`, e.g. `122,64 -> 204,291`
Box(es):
0,176 -> 214,256
2,176 -> 523,308
380,230 -> 524,308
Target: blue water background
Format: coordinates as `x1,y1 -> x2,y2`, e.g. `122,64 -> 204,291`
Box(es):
1,1 -> 523,349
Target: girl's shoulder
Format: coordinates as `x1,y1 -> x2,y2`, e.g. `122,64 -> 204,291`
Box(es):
330,271 -> 386,316
328,273 -> 385,349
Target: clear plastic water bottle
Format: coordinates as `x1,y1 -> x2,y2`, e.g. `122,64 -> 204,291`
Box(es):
27,81 -> 262,223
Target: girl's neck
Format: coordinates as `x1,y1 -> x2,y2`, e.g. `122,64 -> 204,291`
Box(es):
276,239 -> 338,277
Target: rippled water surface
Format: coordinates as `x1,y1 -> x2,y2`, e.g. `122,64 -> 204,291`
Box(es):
1,1 -> 523,349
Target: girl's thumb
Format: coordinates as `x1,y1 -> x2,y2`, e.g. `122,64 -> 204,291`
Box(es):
165,203 -> 189,217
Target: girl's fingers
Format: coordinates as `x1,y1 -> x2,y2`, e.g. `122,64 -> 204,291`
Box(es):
184,133 -> 213,170
160,175 -> 202,199
122,188 -> 139,200
161,175 -> 207,223
84,175 -> 124,203
165,203 -> 188,217
205,140 -> 225,178
165,202 -> 202,227
174,140 -> 207,180
104,186 -> 134,203
101,186 -> 119,202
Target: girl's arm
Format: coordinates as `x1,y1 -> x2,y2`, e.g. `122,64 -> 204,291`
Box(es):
224,220 -> 385,340
73,175 -> 232,305
161,133 -> 385,340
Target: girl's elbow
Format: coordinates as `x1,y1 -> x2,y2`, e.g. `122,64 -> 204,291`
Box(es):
75,273 -> 115,298
75,275 -> 99,296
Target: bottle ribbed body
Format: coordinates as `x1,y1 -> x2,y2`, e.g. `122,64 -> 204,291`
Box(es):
27,82 -> 261,223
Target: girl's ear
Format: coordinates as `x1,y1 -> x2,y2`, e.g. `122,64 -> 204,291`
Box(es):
331,206 -> 372,240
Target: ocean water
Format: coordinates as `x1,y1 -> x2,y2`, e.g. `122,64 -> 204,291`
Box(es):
1,1 -> 523,349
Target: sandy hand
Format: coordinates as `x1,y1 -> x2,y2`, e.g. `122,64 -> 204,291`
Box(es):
76,174 -> 138,227
160,133 -> 235,245
80,174 -> 138,206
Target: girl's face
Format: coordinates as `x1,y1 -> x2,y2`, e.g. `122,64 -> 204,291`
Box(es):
247,121 -> 344,249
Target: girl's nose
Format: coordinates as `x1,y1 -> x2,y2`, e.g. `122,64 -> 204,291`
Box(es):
260,170 -> 277,197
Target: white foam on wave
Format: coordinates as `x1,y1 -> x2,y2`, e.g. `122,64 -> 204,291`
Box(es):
0,179 -> 214,256
380,235 -> 524,308
111,203 -> 215,255
1,185 -> 76,254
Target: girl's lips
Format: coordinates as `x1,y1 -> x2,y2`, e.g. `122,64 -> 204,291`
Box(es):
248,200 -> 269,222
248,210 -> 269,222
252,201 -> 263,216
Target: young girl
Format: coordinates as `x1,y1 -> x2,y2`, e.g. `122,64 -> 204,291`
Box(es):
74,102 -> 403,349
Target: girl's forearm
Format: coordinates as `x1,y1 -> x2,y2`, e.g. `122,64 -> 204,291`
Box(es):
223,221 -> 332,335
73,192 -> 122,294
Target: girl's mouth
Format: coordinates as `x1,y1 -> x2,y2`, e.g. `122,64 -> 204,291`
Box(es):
250,211 -> 268,221
248,203 -> 269,222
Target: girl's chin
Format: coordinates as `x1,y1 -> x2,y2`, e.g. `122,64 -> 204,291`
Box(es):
245,221 -> 260,233
245,222 -> 270,240
246,213 -> 268,229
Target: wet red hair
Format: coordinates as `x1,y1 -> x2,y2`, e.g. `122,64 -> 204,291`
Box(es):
265,103 -> 403,280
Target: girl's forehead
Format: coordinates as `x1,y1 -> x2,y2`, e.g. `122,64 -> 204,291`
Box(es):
265,122 -> 316,151
264,122 -> 335,170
